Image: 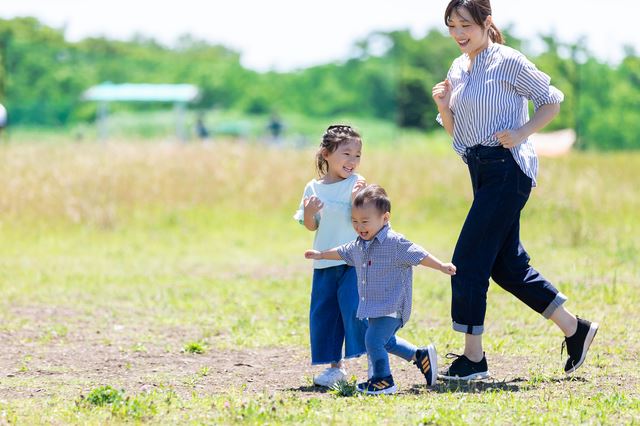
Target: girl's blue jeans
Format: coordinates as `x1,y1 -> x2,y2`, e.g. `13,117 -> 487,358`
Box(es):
310,265 -> 367,365
366,316 -> 417,379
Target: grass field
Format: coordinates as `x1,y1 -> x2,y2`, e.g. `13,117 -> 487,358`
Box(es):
0,136 -> 638,424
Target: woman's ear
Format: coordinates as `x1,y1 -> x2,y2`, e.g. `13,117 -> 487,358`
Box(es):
485,15 -> 493,29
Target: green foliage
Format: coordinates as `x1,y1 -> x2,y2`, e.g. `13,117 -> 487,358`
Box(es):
84,385 -> 124,406
0,17 -> 638,149
330,378 -> 359,397
184,341 -> 206,354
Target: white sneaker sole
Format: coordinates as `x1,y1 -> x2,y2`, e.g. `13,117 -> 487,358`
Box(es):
438,370 -> 491,381
357,384 -> 397,395
565,322 -> 599,375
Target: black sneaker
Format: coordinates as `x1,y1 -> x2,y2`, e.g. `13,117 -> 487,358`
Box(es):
414,344 -> 438,386
563,317 -> 599,374
439,353 -> 490,381
356,375 -> 397,395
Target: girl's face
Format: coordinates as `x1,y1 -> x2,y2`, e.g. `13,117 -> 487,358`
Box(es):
322,139 -> 361,183
447,6 -> 491,58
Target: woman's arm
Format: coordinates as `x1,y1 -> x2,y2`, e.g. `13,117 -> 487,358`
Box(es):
496,103 -> 561,148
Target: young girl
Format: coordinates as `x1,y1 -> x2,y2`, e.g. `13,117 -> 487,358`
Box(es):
293,124 -> 368,387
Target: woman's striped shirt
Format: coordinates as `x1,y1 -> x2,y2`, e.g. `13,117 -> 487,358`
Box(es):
437,43 -> 564,186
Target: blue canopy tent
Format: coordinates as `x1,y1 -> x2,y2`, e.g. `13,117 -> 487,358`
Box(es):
82,82 -> 200,141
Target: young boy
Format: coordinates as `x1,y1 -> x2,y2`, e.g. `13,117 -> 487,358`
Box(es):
305,184 -> 456,394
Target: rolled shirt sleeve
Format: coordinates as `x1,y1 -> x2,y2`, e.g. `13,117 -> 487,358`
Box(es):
514,60 -> 564,110
336,241 -> 357,266
395,237 -> 429,267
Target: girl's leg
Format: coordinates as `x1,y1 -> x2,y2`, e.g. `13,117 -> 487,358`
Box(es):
337,265 -> 367,360
309,267 -> 344,365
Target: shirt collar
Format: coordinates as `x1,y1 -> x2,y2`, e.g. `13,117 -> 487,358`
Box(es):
358,224 -> 390,247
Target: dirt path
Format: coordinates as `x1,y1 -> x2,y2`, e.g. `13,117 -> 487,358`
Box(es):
1,306 -> 636,401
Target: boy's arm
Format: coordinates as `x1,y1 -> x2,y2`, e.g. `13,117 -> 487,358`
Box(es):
304,248 -> 342,261
419,254 -> 457,276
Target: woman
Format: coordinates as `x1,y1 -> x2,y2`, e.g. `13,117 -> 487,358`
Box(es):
432,0 -> 598,380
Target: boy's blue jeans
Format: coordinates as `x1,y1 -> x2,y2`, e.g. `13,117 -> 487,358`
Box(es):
366,316 -> 417,379
310,265 -> 367,365
451,145 -> 567,335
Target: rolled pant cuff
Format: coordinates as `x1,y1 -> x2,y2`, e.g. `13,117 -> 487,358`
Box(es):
452,321 -> 484,335
542,292 -> 568,319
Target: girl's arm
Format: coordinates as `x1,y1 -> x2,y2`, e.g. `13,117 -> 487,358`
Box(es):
303,196 -> 323,231
495,103 -> 560,148
419,254 -> 457,276
304,248 -> 342,261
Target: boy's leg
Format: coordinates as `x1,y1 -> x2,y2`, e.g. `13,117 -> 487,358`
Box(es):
365,317 -> 402,378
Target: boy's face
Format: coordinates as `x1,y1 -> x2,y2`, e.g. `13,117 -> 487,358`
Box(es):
351,203 -> 389,241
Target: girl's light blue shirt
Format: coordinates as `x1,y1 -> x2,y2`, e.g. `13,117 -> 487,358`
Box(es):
294,173 -> 362,269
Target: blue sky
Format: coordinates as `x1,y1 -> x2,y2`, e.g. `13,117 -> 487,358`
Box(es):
1,0 -> 636,71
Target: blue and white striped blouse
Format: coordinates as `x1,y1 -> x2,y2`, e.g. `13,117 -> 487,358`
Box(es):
437,43 -> 564,186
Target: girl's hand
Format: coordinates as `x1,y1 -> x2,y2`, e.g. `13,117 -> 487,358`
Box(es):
304,196 -> 323,215
352,179 -> 367,200
432,79 -> 452,109
440,263 -> 457,276
495,129 -> 524,149
304,250 -> 322,260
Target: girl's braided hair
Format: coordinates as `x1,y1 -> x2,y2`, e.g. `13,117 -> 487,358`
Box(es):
315,124 -> 362,177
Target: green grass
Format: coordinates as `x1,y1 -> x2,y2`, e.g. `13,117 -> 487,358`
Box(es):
0,138 -> 638,424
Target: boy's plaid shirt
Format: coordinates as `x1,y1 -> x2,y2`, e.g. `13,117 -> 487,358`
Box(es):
337,225 -> 429,325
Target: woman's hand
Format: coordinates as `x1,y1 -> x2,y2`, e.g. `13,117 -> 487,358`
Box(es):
432,79 -> 452,110
495,129 -> 525,149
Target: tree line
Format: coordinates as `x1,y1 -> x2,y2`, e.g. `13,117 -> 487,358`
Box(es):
0,17 -> 638,149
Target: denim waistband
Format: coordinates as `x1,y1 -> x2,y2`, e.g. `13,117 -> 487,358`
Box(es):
465,144 -> 506,156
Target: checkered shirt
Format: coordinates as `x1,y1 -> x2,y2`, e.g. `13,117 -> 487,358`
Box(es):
337,225 -> 429,325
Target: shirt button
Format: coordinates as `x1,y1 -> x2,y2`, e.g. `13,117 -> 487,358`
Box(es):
361,297 -> 365,301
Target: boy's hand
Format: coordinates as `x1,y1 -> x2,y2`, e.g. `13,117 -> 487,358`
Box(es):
305,250 -> 322,260
440,262 -> 457,276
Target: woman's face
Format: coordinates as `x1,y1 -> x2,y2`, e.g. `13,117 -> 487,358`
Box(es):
447,6 -> 491,58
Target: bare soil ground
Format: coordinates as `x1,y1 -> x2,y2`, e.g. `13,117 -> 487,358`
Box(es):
0,305 -> 636,402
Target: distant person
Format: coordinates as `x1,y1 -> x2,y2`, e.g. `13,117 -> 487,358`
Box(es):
293,124 -> 367,388
195,113 -> 210,142
0,103 -> 7,136
432,0 -> 598,381
267,113 -> 284,144
305,184 -> 457,395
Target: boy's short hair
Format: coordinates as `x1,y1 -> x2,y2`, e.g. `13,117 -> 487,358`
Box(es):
353,184 -> 391,214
